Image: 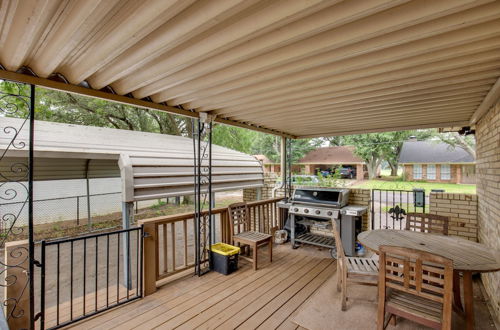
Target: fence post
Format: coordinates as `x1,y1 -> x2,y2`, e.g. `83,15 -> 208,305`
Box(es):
139,221 -> 157,296
77,196 -> 80,225
4,240 -> 30,329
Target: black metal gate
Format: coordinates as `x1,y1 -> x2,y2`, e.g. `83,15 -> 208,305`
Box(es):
39,226 -> 143,329
370,189 -> 427,230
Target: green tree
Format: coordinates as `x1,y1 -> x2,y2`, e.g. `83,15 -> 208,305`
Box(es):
250,134 -> 322,164
211,124 -> 259,153
435,132 -> 475,159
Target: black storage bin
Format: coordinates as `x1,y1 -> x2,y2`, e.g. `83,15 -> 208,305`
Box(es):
211,251 -> 239,275
210,243 -> 240,275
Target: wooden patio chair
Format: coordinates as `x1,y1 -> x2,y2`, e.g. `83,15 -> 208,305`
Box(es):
228,202 -> 272,270
405,213 -> 450,235
377,245 -> 453,330
332,220 -> 379,311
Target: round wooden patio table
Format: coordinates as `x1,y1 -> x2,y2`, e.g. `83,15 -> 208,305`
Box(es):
358,230 -> 500,330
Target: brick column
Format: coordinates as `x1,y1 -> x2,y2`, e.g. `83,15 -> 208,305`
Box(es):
356,164 -> 364,180
456,165 -> 462,184
429,193 -> 478,241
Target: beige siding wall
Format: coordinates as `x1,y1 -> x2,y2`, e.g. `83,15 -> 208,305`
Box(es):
476,102 -> 500,322
429,193 -> 478,241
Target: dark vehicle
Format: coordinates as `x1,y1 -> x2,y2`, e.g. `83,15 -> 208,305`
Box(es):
339,166 -> 356,179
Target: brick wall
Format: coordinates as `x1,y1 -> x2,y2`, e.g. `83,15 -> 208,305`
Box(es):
243,174 -> 371,231
429,193 -> 478,241
476,101 -> 500,321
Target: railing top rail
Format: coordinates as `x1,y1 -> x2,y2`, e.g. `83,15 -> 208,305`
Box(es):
138,197 -> 283,226
43,225 -> 142,245
372,188 -> 416,193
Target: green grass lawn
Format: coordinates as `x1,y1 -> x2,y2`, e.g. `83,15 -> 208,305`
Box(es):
353,179 -> 476,194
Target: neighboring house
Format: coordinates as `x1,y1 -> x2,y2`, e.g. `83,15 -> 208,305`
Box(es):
399,140 -> 476,184
254,154 -> 280,173
254,146 -> 368,180
297,146 -> 367,180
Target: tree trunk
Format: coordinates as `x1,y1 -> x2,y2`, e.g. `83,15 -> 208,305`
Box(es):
366,156 -> 382,179
389,162 -> 398,176
366,161 -> 377,179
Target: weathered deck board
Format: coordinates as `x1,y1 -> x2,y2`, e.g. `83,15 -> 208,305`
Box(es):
67,246 -> 335,330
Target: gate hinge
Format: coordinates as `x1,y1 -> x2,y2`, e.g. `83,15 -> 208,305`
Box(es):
34,260 -> 42,268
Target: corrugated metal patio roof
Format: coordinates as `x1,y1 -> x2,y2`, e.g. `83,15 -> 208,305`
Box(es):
1,0 -> 500,138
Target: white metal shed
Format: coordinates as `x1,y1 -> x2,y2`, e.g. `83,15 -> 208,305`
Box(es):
0,117 -> 264,202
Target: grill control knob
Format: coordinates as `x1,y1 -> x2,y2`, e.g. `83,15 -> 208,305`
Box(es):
327,211 -> 333,216
294,208 -> 299,212
315,210 -> 321,215
304,209 -> 309,213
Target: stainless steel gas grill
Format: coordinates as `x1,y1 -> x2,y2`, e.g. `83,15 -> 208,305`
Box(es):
288,187 -> 366,257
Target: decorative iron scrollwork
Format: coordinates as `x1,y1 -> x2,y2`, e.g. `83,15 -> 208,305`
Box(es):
192,117 -> 212,276
285,138 -> 293,200
0,79 -> 32,326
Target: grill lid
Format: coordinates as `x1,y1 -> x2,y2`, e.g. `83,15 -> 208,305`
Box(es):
291,187 -> 350,207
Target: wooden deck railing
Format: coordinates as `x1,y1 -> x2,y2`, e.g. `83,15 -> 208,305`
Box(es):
138,197 -> 284,295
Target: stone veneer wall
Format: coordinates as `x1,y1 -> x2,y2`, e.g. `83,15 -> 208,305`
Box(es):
243,174 -> 370,231
475,101 -> 500,322
429,193 -> 478,241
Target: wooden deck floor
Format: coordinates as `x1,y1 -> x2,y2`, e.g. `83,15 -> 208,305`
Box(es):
67,245 -> 335,330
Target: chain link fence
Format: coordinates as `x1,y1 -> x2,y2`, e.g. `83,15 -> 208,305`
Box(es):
0,192 -> 121,226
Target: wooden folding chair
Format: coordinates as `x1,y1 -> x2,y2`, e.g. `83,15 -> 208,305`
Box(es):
377,245 -> 454,330
405,213 -> 450,235
228,202 -> 272,270
332,220 -> 379,311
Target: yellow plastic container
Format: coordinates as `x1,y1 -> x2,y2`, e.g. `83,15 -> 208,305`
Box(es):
210,243 -> 240,256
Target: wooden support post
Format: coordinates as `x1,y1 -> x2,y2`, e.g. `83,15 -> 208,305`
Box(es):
4,240 -> 30,330
140,221 -> 157,296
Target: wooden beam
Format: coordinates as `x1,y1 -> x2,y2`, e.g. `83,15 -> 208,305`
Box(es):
470,76 -> 500,123
0,70 -> 291,138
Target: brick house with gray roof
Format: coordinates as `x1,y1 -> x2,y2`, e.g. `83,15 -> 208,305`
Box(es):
399,140 -> 476,184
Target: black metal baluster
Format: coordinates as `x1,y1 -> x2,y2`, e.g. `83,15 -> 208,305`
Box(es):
136,230 -> 139,297
70,241 -> 73,320
117,233 -> 120,303
106,234 -> 109,308
371,189 -> 375,229
83,238 -> 86,315
386,190 -> 389,229
379,190 -> 382,229
399,191 -> 403,230
56,244 -> 60,325
40,241 -> 46,330
127,230 -> 130,300
140,226 -> 144,297
392,190 -> 395,230
95,236 -> 98,311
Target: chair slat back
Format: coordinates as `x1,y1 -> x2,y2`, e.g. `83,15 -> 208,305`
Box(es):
331,220 -> 346,261
405,213 -> 449,235
379,245 -> 453,304
228,203 -> 249,237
